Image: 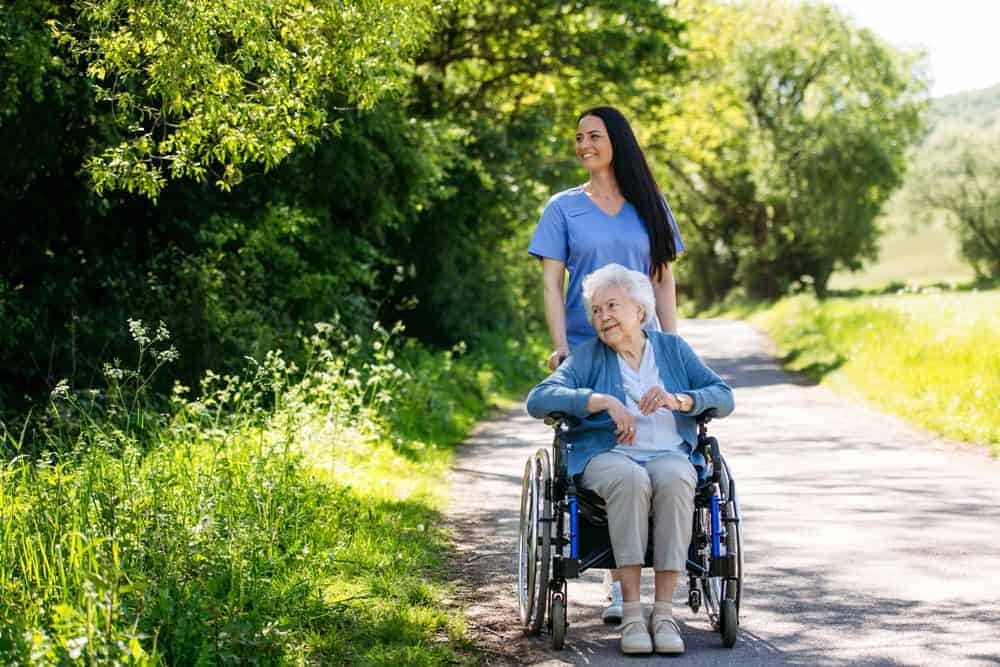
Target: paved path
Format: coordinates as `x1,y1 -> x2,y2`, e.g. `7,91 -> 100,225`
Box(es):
445,318 -> 1000,666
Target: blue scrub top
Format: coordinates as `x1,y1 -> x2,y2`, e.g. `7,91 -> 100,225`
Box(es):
528,186 -> 685,349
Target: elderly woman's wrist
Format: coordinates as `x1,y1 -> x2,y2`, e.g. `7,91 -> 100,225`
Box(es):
587,392 -> 610,413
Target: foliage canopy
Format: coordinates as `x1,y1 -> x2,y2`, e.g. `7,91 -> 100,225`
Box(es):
906,130 -> 1000,277
645,1 -> 928,300
1,0 -> 935,408
58,0 -> 437,197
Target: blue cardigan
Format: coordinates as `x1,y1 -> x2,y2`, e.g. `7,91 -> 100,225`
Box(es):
526,332 -> 734,479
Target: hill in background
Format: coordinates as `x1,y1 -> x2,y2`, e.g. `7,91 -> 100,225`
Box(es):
929,83 -> 1000,131
829,83 -> 1000,291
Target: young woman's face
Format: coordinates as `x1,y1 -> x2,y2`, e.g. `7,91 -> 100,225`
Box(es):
576,115 -> 613,172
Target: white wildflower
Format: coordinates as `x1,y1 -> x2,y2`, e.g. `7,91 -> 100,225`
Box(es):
50,379 -> 70,401
128,319 -> 150,346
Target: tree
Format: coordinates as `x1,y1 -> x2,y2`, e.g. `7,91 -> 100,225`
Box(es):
0,1 -> 451,403
642,1 -> 928,302
907,131 -> 1000,278
393,0 -> 688,344
54,0 -> 439,198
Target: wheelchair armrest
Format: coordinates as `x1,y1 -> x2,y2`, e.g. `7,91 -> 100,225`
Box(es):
694,408 -> 718,425
544,411 -> 568,427
546,414 -> 570,494
694,431 -> 723,485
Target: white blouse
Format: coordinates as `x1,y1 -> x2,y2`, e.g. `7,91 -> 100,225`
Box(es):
613,339 -> 686,460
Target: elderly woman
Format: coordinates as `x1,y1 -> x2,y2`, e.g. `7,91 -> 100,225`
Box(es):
525,263 -> 734,656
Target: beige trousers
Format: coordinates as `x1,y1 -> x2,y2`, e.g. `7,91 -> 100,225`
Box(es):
581,451 -> 696,571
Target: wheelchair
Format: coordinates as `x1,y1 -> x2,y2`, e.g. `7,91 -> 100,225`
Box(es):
518,409 -> 743,650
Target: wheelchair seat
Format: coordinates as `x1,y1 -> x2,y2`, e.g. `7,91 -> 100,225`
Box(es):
572,484 -> 608,526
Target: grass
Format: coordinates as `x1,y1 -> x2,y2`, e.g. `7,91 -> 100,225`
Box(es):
828,214 -> 975,291
0,320 -> 546,665
744,290 -> 999,454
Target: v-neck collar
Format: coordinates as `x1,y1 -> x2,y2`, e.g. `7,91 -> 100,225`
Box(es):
579,187 -> 627,218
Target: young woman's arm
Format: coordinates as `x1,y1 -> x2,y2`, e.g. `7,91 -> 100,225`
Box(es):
652,262 -> 679,334
541,258 -> 570,369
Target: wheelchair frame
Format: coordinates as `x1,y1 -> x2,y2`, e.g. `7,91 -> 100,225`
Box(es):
518,410 -> 743,650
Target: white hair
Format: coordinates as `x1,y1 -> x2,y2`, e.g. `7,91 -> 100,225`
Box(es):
581,263 -> 657,328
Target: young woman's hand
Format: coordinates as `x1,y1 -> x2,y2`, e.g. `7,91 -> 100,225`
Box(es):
547,347 -> 569,370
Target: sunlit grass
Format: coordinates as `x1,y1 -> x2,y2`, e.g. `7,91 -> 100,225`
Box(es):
749,290 -> 999,453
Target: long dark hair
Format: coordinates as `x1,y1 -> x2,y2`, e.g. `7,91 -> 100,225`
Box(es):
577,106 -> 677,281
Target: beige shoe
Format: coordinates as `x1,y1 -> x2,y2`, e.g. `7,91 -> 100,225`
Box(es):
620,619 -> 653,654
650,616 -> 685,654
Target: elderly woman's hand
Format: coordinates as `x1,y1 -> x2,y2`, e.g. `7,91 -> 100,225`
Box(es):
608,397 -> 638,445
588,393 -> 637,445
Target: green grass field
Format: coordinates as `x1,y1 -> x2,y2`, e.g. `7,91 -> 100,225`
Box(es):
829,214 -> 975,291
750,290 -> 999,453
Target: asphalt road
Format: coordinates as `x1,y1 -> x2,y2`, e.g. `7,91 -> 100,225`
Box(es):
445,318 -> 1000,666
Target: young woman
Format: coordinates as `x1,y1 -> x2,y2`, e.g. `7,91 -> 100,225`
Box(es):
527,105 -> 686,622
529,106 -> 684,369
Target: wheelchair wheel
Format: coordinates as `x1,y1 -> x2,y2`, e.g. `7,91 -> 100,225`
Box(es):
720,599 -> 738,648
722,457 -> 744,614
550,593 -> 566,649
703,457 -> 742,644
518,449 -> 551,635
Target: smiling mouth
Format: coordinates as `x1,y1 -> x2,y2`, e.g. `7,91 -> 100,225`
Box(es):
602,323 -> 619,334
581,153 -> 597,159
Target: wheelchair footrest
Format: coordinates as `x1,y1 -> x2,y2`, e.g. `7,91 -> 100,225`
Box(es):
709,554 -> 738,578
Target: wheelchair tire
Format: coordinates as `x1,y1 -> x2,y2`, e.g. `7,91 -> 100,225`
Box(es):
721,457 -> 744,614
720,599 -> 738,647
550,594 -> 566,650
702,455 -> 743,633
518,450 -> 551,635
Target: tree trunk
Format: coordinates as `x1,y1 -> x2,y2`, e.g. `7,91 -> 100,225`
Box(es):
745,205 -> 781,300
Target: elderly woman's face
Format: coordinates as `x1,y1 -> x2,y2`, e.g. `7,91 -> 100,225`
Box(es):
590,286 -> 644,346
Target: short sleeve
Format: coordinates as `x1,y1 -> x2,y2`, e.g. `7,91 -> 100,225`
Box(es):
662,195 -> 685,255
528,199 -> 568,262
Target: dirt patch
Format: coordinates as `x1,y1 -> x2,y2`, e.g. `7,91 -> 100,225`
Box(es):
442,409 -> 564,665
